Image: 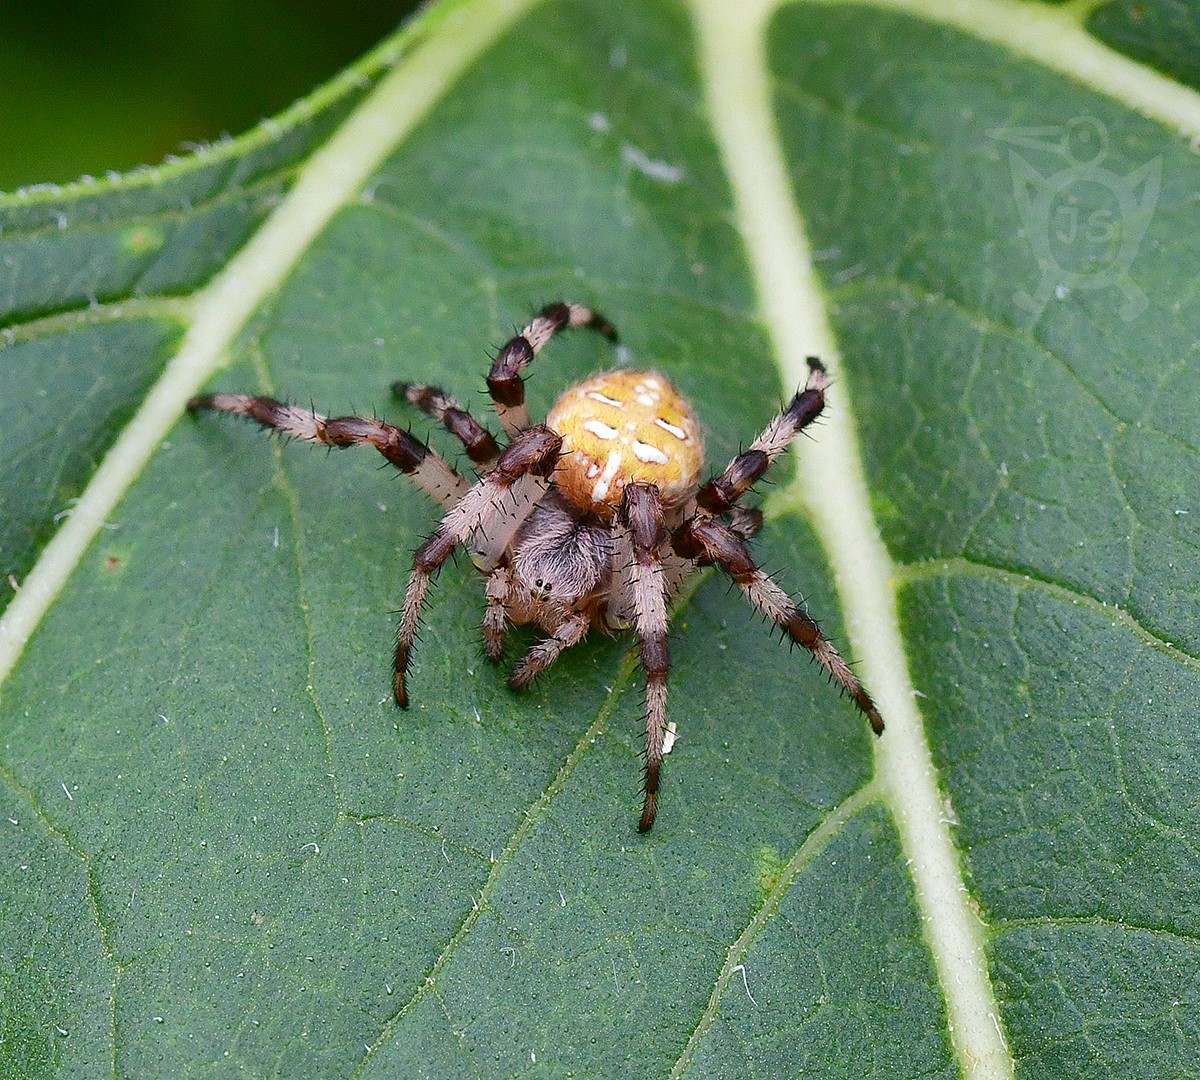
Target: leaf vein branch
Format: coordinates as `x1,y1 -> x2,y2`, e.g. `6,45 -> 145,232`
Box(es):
667,781 -> 880,1079
0,297 -> 193,350
352,564 -> 715,1072
0,164 -> 286,249
992,914 -> 1200,949
832,275 -> 1198,456
351,647 -> 642,1075
845,0 -> 1200,142
0,762 -> 123,1070
893,556 -> 1200,670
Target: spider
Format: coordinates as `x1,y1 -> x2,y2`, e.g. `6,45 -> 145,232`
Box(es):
188,302 -> 883,831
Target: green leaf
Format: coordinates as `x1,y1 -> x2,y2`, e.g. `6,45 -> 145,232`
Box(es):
2,0 -> 1197,1076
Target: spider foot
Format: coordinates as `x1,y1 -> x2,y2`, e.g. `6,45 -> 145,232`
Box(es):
638,791 -> 657,833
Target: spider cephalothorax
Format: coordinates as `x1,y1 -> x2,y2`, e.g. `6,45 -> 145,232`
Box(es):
189,302 -> 883,830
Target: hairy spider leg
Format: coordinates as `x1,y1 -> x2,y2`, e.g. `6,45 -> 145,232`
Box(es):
674,517 -> 884,736
394,426 -> 563,706
617,483 -> 671,832
482,566 -> 512,660
508,612 -> 590,689
392,381 -> 502,469
695,357 -> 828,518
727,506 -> 763,541
186,394 -> 469,507
487,302 -> 618,437
656,504 -> 762,601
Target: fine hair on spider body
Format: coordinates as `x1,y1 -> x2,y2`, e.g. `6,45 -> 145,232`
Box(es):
188,301 -> 884,831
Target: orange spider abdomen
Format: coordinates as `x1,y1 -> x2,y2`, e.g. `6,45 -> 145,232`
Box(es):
546,370 -> 704,517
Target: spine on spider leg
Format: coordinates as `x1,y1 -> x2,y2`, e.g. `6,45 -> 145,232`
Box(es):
187,393 -> 322,438
392,528 -> 457,708
395,426 -> 564,704
533,301 -> 619,345
781,607 -> 884,735
188,394 -> 427,467
188,393 -> 468,506
486,336 -> 534,411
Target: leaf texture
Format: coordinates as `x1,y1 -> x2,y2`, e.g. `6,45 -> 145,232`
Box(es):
1,0 -> 1196,1077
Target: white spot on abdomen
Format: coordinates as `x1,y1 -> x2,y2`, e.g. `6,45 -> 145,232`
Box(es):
654,417 -> 687,440
587,391 -> 625,408
592,450 -> 624,502
632,441 -> 669,465
584,419 -> 619,440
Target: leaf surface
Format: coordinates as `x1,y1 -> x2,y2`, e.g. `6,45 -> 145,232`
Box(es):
1,0 -> 1197,1077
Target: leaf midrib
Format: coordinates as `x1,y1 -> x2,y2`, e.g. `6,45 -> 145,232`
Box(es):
689,0 -> 1017,1075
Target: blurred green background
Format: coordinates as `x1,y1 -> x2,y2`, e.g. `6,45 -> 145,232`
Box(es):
0,0 -> 423,192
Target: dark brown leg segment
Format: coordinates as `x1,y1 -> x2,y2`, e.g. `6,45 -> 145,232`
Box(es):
392,382 -> 502,468
188,393 -> 468,507
674,516 -> 884,736
696,357 -> 828,516
487,302 -> 618,437
619,482 -> 671,832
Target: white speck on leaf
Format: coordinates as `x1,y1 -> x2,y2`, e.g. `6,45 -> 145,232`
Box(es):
620,144 -> 684,184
